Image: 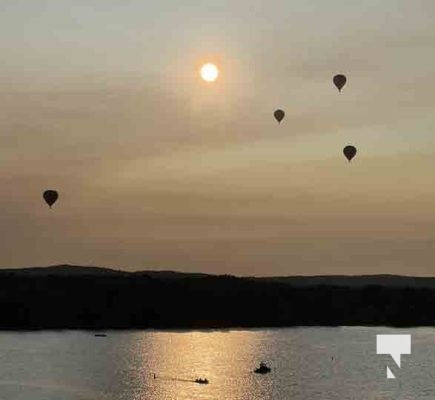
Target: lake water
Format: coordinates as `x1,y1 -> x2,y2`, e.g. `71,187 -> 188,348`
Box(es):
0,327 -> 434,399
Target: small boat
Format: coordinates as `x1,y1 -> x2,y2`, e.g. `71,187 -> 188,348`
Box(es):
94,333 -> 107,337
254,362 -> 271,374
195,378 -> 209,385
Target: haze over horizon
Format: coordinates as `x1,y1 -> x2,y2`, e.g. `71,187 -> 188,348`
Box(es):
1,1 -> 435,276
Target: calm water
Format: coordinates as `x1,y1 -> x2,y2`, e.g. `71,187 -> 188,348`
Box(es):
0,327 -> 434,400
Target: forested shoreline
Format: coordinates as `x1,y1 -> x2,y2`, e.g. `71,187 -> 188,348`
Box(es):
0,266 -> 434,329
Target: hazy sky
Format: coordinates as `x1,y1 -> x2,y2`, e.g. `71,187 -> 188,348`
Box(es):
1,0 -> 435,275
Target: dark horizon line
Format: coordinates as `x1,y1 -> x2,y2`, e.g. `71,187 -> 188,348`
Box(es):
2,264 -> 435,329
1,263 -> 435,280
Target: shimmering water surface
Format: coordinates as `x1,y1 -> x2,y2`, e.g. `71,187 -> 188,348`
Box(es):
0,327 -> 434,399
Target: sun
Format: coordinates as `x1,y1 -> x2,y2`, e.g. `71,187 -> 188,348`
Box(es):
200,63 -> 219,82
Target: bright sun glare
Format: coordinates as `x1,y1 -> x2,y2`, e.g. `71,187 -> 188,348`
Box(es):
200,63 -> 219,82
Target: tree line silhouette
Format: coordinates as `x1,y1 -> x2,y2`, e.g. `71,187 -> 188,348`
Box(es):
0,266 -> 434,330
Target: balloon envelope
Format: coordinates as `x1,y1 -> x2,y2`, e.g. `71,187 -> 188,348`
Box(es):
343,145 -> 357,162
274,109 -> 285,123
43,190 -> 58,208
333,74 -> 347,92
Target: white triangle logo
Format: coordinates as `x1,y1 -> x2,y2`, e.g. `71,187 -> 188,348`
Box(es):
387,366 -> 395,379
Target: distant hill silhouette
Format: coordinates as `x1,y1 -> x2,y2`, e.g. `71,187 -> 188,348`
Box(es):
0,264 -> 211,279
254,274 -> 435,288
3,265 -> 435,287
1,265 -> 435,329
0,264 -> 126,276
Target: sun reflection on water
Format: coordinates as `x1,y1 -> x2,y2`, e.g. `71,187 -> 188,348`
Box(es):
129,330 -> 277,400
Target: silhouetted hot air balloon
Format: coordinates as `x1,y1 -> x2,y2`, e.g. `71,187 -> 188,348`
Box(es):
274,109 -> 285,124
343,145 -> 357,162
333,74 -> 347,92
43,190 -> 58,208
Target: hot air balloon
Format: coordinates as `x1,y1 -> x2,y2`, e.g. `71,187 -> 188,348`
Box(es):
343,145 -> 357,162
333,74 -> 347,92
274,109 -> 285,124
43,190 -> 59,208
